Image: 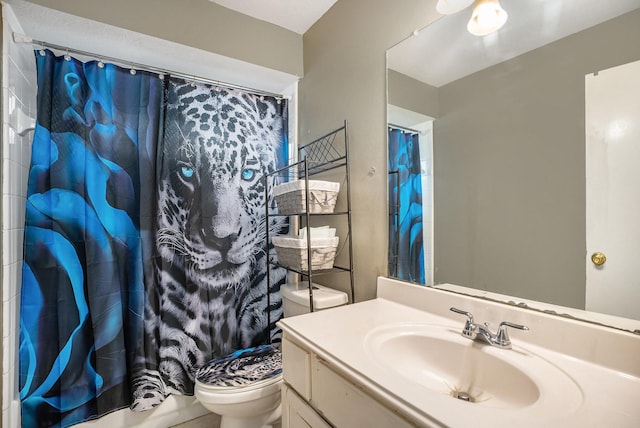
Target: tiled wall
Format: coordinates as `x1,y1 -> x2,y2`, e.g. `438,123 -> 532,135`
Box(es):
2,9 -> 36,428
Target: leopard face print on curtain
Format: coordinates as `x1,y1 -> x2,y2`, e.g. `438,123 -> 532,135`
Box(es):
130,78 -> 288,411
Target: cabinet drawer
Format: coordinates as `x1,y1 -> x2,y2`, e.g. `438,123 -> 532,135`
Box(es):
282,336 -> 312,400
311,359 -> 416,428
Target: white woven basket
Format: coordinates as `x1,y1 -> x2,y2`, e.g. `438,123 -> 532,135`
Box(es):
273,180 -> 340,214
272,236 -> 339,271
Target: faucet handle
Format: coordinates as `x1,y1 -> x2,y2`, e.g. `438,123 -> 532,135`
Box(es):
450,307 -> 474,322
494,321 -> 529,349
450,307 -> 477,338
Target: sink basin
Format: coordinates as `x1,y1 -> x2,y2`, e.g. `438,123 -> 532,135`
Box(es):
364,323 -> 583,412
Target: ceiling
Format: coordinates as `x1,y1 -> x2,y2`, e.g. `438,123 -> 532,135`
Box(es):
388,0 -> 640,87
209,0 -> 640,87
210,0 -> 338,34
13,0 -> 639,92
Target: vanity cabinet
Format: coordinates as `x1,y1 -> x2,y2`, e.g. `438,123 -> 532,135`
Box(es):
280,278 -> 640,428
282,385 -> 332,428
281,335 -> 418,428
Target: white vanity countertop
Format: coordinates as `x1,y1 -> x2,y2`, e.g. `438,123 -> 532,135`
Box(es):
278,279 -> 640,428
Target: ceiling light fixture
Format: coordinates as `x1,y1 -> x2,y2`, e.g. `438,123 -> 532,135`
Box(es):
437,0 -> 508,37
466,0 -> 508,36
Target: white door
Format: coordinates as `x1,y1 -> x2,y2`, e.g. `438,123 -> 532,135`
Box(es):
585,60 -> 640,319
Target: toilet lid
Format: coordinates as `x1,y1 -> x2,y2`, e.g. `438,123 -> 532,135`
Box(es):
195,344 -> 282,390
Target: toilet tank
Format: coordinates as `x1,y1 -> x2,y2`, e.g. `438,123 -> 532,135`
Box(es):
281,282 -> 348,317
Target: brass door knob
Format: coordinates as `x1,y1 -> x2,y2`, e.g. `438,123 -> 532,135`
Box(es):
591,252 -> 606,266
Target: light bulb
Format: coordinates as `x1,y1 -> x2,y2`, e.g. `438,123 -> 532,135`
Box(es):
467,0 -> 508,36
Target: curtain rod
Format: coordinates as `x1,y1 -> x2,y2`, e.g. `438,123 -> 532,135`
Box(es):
388,123 -> 423,134
12,32 -> 288,100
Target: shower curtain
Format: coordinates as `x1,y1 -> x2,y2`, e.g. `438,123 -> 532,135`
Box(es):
19,50 -> 288,427
388,127 -> 425,284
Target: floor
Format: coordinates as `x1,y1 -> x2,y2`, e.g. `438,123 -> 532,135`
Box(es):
170,414 -> 283,428
170,413 -> 221,428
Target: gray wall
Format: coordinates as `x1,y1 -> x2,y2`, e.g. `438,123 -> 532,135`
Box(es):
388,69 -> 439,118
300,0 -> 439,301
433,9 -> 640,307
26,0 -> 303,77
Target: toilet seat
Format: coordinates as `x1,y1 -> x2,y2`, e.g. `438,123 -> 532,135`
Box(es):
195,373 -> 283,393
195,373 -> 283,407
195,345 -> 283,410
195,344 -> 282,389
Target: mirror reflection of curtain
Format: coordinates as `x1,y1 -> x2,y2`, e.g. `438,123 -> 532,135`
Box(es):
388,127 -> 425,284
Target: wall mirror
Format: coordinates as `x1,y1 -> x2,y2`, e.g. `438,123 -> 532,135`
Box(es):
386,0 -> 640,332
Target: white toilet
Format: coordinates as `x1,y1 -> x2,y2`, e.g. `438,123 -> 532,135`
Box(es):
194,282 -> 348,428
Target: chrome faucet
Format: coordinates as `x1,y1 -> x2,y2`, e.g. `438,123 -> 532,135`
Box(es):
450,307 -> 529,349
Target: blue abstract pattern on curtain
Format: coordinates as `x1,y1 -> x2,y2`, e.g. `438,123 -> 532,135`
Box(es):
130,78 -> 288,411
20,51 -> 288,426
388,127 -> 425,284
19,50 -> 162,427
